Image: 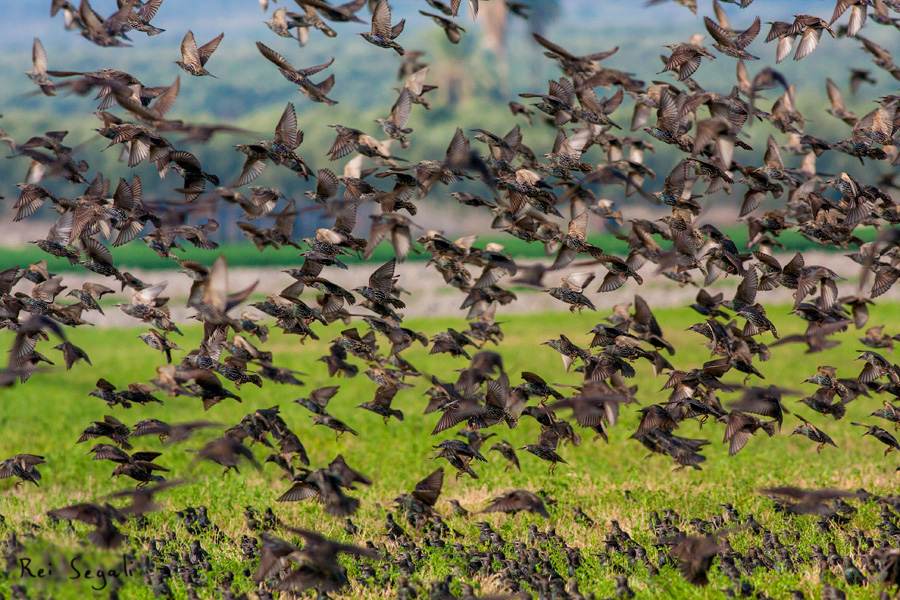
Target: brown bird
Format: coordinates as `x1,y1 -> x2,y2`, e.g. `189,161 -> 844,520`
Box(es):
670,529 -> 737,586
131,418 -> 221,443
418,11 -> 465,44
311,414 -> 359,440
723,411 -> 777,456
270,527 -> 382,593
0,454 -> 45,487
46,503 -> 126,549
481,490 -> 549,518
520,428 -> 568,473
26,38 -> 56,96
489,440 -> 520,471
790,414 -> 837,453
359,0 -> 405,55
175,30 -> 224,77
394,467 -> 444,517
255,41 -> 337,105
187,437 -> 260,475
757,486 -> 859,516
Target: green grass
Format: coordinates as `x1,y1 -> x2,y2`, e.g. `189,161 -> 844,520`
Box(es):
2,303 -> 900,598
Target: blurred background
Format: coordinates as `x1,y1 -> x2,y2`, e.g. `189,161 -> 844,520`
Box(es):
0,0 -> 894,251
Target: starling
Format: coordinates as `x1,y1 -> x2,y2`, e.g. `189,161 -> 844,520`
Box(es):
418,11 -> 465,44
520,429 -> 567,473
359,0 -> 405,55
790,414 -> 837,453
188,437 -> 261,475
295,385 -> 340,415
758,486 -> 859,516
489,440 -> 520,471
358,385 -> 404,423
481,490 -> 549,518
851,423 -> 900,455
311,414 -> 359,440
0,454 -> 45,487
670,530 -> 734,586
871,401 -> 900,430
723,411 -> 777,456
131,419 -> 220,443
26,38 -> 56,96
856,350 -> 900,384
46,503 -> 126,549
175,30 -> 224,77
274,527 -> 382,593
394,467 -> 444,518
543,270 -> 595,312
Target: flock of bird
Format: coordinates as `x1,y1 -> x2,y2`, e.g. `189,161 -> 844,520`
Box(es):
5,0 -> 900,597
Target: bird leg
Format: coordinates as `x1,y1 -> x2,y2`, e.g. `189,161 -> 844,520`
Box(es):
816,442 -> 824,454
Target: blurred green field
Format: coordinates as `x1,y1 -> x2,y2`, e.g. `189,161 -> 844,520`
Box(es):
1,303 -> 899,598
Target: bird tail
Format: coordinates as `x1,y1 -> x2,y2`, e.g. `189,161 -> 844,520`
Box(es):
326,496 -> 360,517
88,527 -> 125,550
392,409 -> 404,422
832,402 -> 847,420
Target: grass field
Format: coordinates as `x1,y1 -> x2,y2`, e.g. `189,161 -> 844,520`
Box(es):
2,303 -> 899,599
